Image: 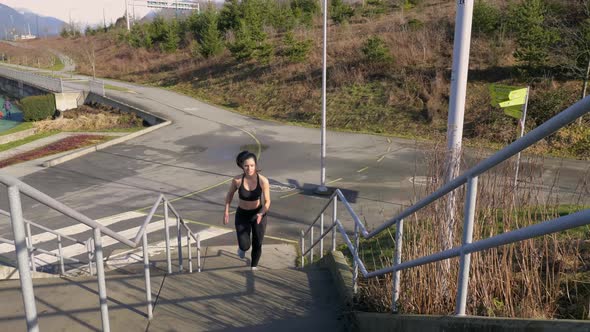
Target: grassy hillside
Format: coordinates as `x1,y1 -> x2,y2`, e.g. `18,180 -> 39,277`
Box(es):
0,41 -> 63,70
25,0 -> 590,159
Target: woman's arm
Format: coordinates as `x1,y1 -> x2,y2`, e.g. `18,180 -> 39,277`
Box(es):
258,176 -> 271,216
224,178 -> 238,224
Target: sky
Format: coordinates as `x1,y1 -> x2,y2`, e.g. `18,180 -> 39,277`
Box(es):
0,0 -> 152,26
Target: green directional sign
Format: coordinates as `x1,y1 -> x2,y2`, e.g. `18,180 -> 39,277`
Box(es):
489,84 -> 527,108
503,105 -> 523,119
499,97 -> 526,108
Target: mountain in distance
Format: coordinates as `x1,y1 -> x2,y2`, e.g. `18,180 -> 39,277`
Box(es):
0,3 -> 66,39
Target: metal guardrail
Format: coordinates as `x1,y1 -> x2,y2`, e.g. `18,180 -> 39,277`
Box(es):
301,95 -> 590,315
0,65 -> 63,93
0,174 -> 202,332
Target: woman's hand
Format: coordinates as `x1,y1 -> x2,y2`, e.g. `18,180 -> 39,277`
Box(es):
256,213 -> 263,224
223,211 -> 229,225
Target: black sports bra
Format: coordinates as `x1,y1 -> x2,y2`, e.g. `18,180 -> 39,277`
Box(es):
238,174 -> 262,202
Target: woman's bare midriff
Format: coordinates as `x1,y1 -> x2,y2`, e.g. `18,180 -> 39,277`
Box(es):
239,200 -> 260,211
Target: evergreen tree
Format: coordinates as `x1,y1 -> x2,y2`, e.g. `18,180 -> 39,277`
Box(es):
331,0 -> 355,25
219,0 -> 243,33
162,19 -> 181,53
199,9 -> 225,58
227,20 -> 256,60
509,0 -> 559,70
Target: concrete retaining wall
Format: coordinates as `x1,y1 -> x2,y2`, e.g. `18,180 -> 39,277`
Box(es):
85,92 -> 165,126
55,92 -> 84,111
317,250 -> 354,308
0,75 -> 48,99
352,312 -> 590,332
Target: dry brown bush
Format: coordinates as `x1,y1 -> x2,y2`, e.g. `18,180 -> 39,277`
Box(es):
354,146 -> 590,318
33,105 -> 142,132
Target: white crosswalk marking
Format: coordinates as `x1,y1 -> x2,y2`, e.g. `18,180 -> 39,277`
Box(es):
34,220 -> 232,267
0,211 -> 147,254
1,210 -> 234,271
106,227 -> 232,268
33,218 -> 167,266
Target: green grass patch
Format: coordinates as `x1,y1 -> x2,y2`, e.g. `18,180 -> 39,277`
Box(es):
0,131 -> 59,153
0,122 -> 34,137
47,57 -> 64,71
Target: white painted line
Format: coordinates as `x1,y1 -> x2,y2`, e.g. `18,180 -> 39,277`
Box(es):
106,227 -> 232,268
0,211 -> 147,254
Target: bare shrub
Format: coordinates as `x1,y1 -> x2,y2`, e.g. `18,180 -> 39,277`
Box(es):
355,146 -> 590,318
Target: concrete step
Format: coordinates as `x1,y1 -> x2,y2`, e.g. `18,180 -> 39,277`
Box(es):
103,244 -> 299,276
147,268 -> 346,332
0,267 -> 346,332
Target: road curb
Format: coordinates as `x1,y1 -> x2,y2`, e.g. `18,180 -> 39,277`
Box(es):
0,128 -> 37,145
42,120 -> 172,167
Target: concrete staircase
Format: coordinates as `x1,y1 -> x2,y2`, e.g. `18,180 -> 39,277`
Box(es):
0,245 -> 347,331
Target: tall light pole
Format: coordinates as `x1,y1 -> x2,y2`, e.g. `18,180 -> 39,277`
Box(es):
316,0 -> 329,194
443,0 -> 474,251
125,0 -> 131,31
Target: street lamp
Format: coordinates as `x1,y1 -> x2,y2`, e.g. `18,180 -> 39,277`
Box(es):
316,0 -> 329,194
125,0 -> 131,31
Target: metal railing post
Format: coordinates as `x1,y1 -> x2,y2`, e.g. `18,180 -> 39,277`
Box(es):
353,223 -> 359,294
187,232 -> 193,273
310,226 -> 314,263
164,202 -> 172,274
300,230 -> 305,267
57,235 -> 65,275
142,232 -> 153,319
332,197 -> 337,251
197,233 -> 201,272
87,239 -> 94,276
25,222 -> 36,272
93,227 -> 110,332
8,186 -> 39,332
456,176 -> 478,316
320,213 -> 324,258
177,216 -> 183,272
392,219 -> 404,313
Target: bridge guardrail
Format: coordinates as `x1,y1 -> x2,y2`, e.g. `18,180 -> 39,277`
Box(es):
0,65 -> 63,93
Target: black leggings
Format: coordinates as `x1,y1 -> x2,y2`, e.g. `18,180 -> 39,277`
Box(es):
235,207 -> 267,267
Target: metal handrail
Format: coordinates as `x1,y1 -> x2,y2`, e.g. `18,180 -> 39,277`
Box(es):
0,237 -> 83,264
1,174 -> 202,332
0,209 -> 85,245
301,95 -> 590,315
0,208 -> 90,275
0,175 -> 136,247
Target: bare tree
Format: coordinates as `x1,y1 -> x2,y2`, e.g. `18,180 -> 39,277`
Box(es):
82,36 -> 97,79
